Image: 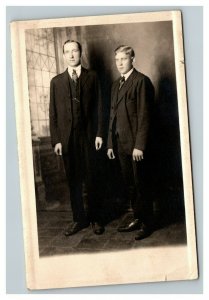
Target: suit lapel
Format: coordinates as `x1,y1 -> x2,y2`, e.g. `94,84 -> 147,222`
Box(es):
63,69 -> 71,97
63,67 -> 89,103
112,80 -> 120,108
116,69 -> 138,105
63,67 -> 89,91
62,69 -> 72,114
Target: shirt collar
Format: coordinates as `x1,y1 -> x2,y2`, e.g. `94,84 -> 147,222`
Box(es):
121,68 -> 134,81
68,65 -> 81,78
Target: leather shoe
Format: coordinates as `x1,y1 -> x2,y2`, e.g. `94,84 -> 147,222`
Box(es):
135,222 -> 151,240
64,221 -> 89,236
117,219 -> 141,232
91,222 -> 105,235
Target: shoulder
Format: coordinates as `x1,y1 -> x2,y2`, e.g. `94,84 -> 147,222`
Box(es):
134,69 -> 148,80
50,70 -> 67,84
134,69 -> 153,86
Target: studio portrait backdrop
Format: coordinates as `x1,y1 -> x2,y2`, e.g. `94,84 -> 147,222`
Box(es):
25,19 -> 185,256
9,9 -> 199,291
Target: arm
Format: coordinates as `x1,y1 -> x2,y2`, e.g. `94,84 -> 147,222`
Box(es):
49,78 -> 61,154
107,85 -> 115,150
107,85 -> 116,159
134,76 -> 155,151
93,73 -> 103,150
95,73 -> 103,139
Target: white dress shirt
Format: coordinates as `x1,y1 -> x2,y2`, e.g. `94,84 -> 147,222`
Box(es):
121,68 -> 134,81
68,65 -> 82,78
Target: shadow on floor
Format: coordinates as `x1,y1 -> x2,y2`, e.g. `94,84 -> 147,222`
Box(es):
37,209 -> 187,257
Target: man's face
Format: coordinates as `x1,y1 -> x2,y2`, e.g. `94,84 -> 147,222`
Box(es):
63,42 -> 81,67
115,52 -> 133,75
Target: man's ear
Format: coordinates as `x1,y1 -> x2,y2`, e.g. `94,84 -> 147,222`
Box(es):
132,57 -> 135,63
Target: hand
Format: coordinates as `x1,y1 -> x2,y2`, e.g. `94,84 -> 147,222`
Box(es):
107,148 -> 115,159
132,148 -> 143,161
54,143 -> 62,155
95,137 -> 103,150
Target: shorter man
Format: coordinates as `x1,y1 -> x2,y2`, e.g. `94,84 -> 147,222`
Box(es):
107,45 -> 155,240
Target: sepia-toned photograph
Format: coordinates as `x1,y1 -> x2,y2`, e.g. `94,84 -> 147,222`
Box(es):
10,10 -> 198,289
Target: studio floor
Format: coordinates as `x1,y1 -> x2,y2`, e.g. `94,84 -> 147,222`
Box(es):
37,209 -> 187,257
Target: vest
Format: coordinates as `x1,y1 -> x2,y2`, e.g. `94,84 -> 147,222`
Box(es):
68,75 -> 83,129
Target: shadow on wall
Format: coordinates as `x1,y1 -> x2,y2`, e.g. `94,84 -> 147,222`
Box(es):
148,59 -> 185,225
87,39 -> 114,141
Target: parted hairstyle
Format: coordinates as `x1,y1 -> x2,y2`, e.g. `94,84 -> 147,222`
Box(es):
63,40 -> 82,55
114,45 -> 135,58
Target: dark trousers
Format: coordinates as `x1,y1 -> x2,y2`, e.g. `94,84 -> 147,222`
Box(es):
116,136 -> 153,224
63,128 -> 102,223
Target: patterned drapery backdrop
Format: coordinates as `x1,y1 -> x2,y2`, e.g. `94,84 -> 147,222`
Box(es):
25,28 -> 57,137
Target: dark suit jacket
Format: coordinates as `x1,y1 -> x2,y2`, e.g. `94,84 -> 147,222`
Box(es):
107,69 -> 154,154
49,67 -> 103,154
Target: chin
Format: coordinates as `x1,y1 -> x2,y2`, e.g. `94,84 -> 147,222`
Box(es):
70,63 -> 79,67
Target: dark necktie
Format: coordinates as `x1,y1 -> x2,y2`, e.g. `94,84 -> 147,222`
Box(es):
119,76 -> 125,90
72,69 -> 78,85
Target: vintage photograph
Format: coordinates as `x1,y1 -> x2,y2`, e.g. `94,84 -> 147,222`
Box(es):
11,10 -> 198,289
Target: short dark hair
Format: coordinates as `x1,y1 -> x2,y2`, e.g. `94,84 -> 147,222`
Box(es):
63,40 -> 82,54
114,45 -> 135,58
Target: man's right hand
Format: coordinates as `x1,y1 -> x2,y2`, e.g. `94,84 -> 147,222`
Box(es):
107,148 -> 115,159
54,143 -> 62,156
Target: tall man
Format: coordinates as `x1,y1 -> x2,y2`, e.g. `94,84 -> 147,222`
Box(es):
50,40 -> 104,236
107,45 -> 155,240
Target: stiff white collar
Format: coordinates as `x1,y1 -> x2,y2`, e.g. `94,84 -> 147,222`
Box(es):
68,65 -> 81,78
120,68 -> 134,81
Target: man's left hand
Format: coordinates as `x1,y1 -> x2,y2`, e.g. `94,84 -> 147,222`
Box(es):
132,148 -> 143,161
95,137 -> 103,150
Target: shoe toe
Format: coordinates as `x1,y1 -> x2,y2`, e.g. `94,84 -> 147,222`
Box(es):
135,227 -> 151,240
117,219 -> 140,232
92,223 -> 105,235
64,221 -> 88,236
